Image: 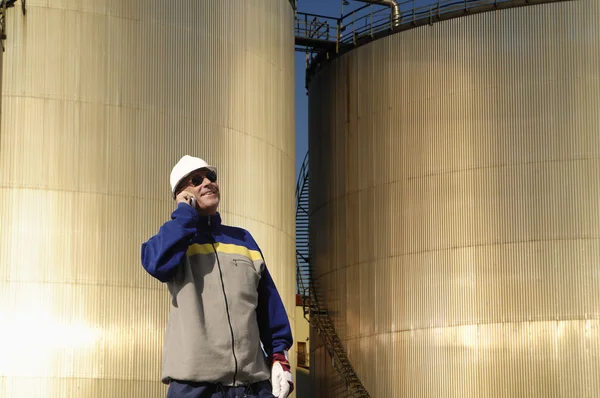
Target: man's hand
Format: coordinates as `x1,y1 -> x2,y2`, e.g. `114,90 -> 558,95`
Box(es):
271,352 -> 294,398
175,190 -> 197,209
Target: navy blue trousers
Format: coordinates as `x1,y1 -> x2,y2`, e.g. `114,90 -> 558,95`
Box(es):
167,380 -> 275,398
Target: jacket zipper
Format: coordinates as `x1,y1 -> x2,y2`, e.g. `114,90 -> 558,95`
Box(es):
211,240 -> 239,386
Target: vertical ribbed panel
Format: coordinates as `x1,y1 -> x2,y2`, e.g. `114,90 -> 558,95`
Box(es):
0,1 -> 296,397
308,1 -> 600,397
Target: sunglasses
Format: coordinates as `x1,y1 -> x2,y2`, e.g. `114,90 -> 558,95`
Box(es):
189,170 -> 217,187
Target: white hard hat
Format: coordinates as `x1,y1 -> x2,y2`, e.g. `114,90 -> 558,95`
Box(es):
170,155 -> 218,199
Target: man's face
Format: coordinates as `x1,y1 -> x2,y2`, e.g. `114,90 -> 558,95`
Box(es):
178,168 -> 220,215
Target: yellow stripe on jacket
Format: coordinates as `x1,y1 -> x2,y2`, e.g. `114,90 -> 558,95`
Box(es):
187,242 -> 263,262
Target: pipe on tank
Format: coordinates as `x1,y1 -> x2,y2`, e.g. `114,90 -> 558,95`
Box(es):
354,0 -> 400,27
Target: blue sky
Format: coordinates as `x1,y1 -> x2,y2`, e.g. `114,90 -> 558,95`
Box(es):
294,0 -> 340,178
293,0 -> 434,177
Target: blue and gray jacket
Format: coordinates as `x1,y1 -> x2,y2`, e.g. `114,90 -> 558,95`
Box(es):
141,204 -> 293,386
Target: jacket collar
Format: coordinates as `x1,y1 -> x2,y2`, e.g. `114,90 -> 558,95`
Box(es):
197,212 -> 222,231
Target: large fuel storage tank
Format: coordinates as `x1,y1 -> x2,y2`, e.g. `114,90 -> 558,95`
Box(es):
308,0 -> 600,397
0,1 -> 296,397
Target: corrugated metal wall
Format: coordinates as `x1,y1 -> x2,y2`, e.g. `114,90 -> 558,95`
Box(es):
308,0 -> 600,397
0,1 -> 295,397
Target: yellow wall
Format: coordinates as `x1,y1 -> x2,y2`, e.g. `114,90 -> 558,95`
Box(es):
295,305 -> 310,352
0,1 -> 295,397
308,0 -> 600,396
295,304 -> 310,398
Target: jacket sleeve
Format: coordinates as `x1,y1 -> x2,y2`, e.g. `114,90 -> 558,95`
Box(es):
256,264 -> 294,357
140,203 -> 199,282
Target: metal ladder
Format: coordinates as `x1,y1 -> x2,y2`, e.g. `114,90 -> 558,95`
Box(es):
295,152 -> 371,398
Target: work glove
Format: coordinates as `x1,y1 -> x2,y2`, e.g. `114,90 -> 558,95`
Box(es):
271,351 -> 294,398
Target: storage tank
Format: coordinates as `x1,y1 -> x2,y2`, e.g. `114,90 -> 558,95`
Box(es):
0,1 -> 295,397
308,0 -> 600,396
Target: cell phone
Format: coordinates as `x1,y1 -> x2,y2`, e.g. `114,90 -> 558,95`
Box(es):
189,197 -> 197,208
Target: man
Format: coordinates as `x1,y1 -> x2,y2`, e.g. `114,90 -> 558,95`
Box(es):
141,155 -> 294,398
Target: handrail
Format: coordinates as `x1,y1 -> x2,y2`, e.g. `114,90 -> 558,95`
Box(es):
295,12 -> 339,52
339,0 -> 546,45
294,152 -> 372,397
295,151 -> 311,296
295,151 -> 309,201
297,0 -> 569,86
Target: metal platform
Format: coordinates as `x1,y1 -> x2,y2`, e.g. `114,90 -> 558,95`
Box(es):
295,0 -> 570,86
